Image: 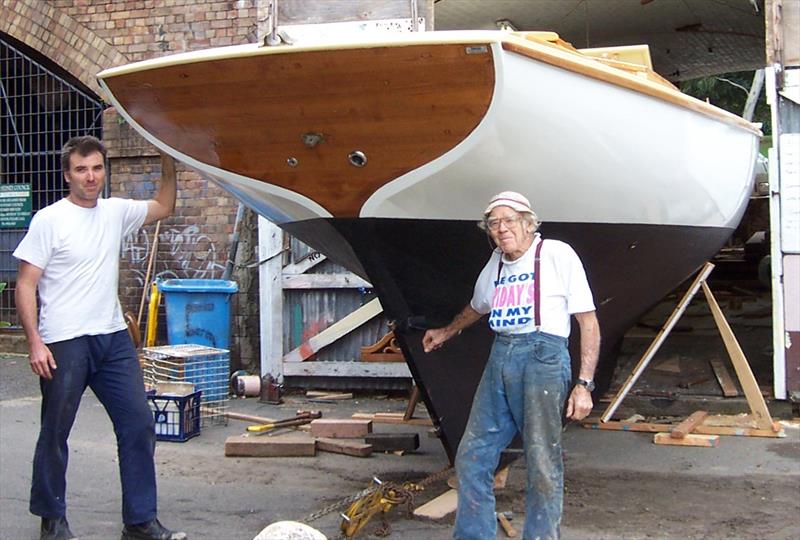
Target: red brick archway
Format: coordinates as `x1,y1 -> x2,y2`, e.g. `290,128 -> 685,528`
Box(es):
0,0 -> 128,95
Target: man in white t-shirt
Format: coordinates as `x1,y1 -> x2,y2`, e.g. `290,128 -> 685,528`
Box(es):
13,136 -> 186,540
423,191 -> 601,540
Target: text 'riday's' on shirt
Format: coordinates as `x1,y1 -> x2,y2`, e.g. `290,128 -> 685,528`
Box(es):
469,235 -> 596,338
12,197 -> 148,344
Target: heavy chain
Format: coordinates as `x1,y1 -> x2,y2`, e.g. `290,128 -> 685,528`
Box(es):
298,466 -> 453,537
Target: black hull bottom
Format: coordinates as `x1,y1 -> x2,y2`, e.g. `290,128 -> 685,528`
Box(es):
283,218 -> 734,461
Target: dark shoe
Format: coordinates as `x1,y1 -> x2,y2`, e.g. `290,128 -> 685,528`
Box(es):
41,516 -> 77,540
121,518 -> 187,540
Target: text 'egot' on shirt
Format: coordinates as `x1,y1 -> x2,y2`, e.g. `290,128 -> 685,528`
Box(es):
469,235 -> 596,338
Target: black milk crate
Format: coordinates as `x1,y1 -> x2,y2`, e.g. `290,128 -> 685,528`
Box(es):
147,388 -> 201,442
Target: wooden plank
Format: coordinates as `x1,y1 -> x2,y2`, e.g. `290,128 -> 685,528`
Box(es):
654,432 -> 719,447
310,419 -> 372,438
497,512 -> 518,538
601,263 -> 715,422
282,273 -> 372,289
258,217 -> 284,380
352,412 -> 433,426
709,358 -> 739,397
413,489 -> 458,519
283,361 -> 411,378
493,466 -> 510,490
584,420 -> 785,438
702,282 -> 775,430
365,432 -> 420,452
315,437 -> 373,457
702,413 -> 757,427
224,435 -> 316,457
283,298 -> 383,363
670,411 -> 708,439
694,425 -> 785,438
306,391 -> 353,400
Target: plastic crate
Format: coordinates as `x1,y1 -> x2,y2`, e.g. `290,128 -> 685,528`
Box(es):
147,389 -> 201,442
142,344 -> 229,426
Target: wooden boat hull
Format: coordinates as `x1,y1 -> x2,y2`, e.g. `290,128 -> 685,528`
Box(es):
98,30 -> 760,461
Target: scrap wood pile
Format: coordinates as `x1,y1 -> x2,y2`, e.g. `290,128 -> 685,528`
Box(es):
224,390 -> 431,459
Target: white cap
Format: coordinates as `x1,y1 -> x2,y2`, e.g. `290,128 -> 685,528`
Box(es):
484,191 -> 534,216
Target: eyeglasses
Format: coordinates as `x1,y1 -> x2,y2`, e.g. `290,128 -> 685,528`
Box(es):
485,215 -> 522,230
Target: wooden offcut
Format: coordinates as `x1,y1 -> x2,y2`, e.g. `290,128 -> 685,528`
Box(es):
413,489 -> 458,519
365,432 -> 420,452
654,432 -> 719,447
670,411 -> 708,439
709,358 -> 739,397
224,435 -> 316,457
315,438 -> 373,457
309,419 -> 372,439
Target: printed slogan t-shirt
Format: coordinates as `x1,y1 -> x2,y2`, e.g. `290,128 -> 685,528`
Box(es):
469,235 -> 595,338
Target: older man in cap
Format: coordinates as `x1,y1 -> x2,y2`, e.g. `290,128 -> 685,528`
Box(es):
423,191 -> 601,540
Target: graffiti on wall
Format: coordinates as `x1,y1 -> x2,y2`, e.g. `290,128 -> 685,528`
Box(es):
122,224 -> 226,287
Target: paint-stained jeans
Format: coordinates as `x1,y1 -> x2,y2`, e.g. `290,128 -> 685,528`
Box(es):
454,331 -> 571,540
29,330 -> 157,525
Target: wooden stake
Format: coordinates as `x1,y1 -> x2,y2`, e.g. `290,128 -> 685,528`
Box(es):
601,263 -> 714,422
702,282 -> 774,431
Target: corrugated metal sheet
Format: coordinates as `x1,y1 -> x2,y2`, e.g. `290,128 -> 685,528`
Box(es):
283,238 -> 391,364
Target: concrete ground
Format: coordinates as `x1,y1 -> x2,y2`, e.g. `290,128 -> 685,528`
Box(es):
1,352 -> 799,540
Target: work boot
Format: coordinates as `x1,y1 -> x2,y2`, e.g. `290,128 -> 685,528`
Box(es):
121,518 -> 187,540
40,516 -> 77,540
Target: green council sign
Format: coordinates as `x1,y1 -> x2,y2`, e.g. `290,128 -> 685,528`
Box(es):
0,183 -> 32,229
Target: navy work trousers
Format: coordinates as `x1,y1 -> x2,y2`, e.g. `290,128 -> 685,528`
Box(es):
29,330 -> 157,525
454,331 -> 572,540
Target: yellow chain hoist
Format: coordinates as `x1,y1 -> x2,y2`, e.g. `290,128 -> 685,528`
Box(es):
339,477 -> 424,538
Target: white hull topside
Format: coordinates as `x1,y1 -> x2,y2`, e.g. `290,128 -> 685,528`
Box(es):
100,32 -> 760,229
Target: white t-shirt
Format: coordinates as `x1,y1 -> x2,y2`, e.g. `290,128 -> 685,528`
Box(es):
470,234 -> 596,337
13,197 -> 148,344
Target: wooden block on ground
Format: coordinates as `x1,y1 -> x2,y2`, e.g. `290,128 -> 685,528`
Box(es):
413,489 -> 457,519
224,435 -> 316,457
315,437 -> 373,457
310,419 -> 372,438
653,432 -> 719,447
365,432 -> 419,452
670,410 -> 708,439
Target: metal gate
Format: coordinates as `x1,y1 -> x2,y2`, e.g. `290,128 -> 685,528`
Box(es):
0,35 -> 104,328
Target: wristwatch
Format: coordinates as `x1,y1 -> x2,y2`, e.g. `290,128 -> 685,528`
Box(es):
575,378 -> 595,392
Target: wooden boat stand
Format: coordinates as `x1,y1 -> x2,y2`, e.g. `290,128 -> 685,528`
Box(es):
586,262 -> 784,443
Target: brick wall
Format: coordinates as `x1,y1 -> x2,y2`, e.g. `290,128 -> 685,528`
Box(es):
0,1 -> 263,371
